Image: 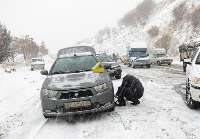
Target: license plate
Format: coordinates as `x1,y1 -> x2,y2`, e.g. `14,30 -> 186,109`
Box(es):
64,101 -> 91,109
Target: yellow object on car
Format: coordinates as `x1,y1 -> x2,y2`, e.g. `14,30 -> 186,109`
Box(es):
92,62 -> 105,73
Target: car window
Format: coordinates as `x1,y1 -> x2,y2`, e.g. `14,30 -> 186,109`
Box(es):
191,48 -> 198,62
157,54 -> 166,57
50,55 -> 97,74
195,52 -> 200,64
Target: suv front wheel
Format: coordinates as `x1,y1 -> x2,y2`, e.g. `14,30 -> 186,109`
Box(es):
186,80 -> 199,109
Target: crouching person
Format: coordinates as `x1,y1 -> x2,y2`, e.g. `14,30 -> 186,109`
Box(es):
115,74 -> 144,106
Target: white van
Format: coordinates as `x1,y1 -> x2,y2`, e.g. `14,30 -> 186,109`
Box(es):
185,47 -> 200,109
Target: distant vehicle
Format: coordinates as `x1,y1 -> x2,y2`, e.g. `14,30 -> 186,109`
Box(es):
31,58 -> 45,71
40,47 -> 115,118
150,48 -> 173,66
96,53 -> 122,79
128,48 -> 151,68
185,46 -> 200,109
179,39 -> 200,72
57,46 -> 96,58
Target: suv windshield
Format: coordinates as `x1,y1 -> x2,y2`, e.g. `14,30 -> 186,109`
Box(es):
157,54 -> 166,57
50,55 -> 97,74
129,51 -> 147,58
97,55 -> 114,62
32,59 -> 43,62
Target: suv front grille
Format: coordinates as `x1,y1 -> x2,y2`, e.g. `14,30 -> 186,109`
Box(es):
59,90 -> 93,99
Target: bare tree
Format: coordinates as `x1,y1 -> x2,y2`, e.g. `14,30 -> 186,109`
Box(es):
155,33 -> 171,54
39,41 -> 48,55
147,26 -> 159,37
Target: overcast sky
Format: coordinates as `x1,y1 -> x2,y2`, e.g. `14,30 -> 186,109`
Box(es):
0,0 -> 140,53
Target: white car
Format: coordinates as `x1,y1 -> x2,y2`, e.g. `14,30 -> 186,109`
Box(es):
31,58 -> 45,71
185,47 -> 200,109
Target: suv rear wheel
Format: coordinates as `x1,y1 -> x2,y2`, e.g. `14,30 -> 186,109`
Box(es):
186,80 -> 199,109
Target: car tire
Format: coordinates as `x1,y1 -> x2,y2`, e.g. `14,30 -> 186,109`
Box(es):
115,75 -> 121,79
31,68 -> 34,71
186,80 -> 199,109
157,61 -> 161,66
146,64 -> 151,68
183,62 -> 187,72
132,63 -> 135,68
106,105 -> 115,112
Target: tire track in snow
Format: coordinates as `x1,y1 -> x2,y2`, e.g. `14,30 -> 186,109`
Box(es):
28,119 -> 49,139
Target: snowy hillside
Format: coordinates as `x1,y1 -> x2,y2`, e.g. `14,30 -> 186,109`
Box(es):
81,0 -> 200,56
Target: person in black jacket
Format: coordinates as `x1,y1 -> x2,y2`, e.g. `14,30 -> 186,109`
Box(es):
115,74 -> 144,106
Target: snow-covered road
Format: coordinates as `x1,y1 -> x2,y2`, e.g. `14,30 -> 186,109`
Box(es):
1,65 -> 200,139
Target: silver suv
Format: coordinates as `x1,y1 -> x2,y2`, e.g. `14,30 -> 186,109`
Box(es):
40,52 -> 115,118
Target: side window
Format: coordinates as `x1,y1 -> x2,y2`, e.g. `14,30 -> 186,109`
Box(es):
195,52 -> 200,64
191,48 -> 198,62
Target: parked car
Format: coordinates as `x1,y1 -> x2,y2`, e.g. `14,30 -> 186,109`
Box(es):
128,48 -> 151,68
185,46 -> 200,109
40,48 -> 115,118
96,54 -> 122,79
31,58 -> 45,71
150,53 -> 173,66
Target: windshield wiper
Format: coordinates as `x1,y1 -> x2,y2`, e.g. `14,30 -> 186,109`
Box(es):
51,71 -> 71,75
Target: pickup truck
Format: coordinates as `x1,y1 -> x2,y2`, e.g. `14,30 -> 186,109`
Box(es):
150,48 -> 173,66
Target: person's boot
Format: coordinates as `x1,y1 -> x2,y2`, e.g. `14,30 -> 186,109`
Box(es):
115,98 -> 126,106
131,99 -> 140,105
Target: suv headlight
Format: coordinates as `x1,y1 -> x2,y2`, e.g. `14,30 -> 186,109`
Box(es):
191,77 -> 200,87
42,89 -> 57,98
94,83 -> 109,93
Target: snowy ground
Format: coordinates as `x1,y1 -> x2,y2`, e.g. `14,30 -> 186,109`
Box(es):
0,63 -> 200,139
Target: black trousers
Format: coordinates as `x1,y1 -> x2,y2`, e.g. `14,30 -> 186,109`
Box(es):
116,85 -> 143,102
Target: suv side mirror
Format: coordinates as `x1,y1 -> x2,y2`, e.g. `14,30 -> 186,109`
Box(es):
184,59 -> 192,65
40,70 -> 48,75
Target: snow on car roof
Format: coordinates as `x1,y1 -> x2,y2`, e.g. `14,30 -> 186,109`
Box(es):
57,46 -> 96,57
58,52 -> 93,58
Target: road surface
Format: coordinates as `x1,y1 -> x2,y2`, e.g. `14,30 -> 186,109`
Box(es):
1,65 -> 200,139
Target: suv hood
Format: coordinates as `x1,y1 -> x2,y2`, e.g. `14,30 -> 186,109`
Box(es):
42,71 -> 110,90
